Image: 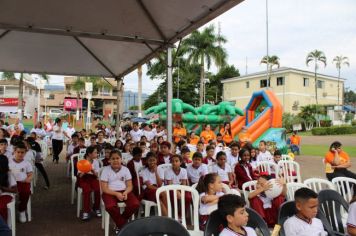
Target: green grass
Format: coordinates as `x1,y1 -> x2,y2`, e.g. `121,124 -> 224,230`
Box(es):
296,131 -> 356,136
302,144 -> 356,157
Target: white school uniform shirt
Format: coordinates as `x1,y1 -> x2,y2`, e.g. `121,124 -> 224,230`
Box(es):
52,125 -> 64,140
187,163 -> 208,184
199,191 -> 224,215
256,150 -> 273,162
141,167 -> 164,189
283,215 -> 327,236
24,150 -> 35,164
4,149 -> 13,160
143,130 -> 155,141
30,128 -> 47,138
130,129 -> 143,143
227,153 -> 239,168
67,143 -> 78,157
212,164 -> 232,182
164,168 -> 188,185
219,226 -> 257,236
0,173 -> 17,196
347,202 -> 356,230
66,127 -> 76,137
100,166 -> 132,191
9,159 -> 33,182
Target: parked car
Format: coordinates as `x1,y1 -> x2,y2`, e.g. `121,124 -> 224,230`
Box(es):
8,112 -> 32,119
41,108 -> 63,118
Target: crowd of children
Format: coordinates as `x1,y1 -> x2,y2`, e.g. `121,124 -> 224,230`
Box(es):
0,118 -> 355,236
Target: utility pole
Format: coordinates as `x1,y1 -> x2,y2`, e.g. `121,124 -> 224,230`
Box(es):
266,0 -> 270,87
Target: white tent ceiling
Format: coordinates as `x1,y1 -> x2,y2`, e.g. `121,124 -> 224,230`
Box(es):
0,0 -> 243,78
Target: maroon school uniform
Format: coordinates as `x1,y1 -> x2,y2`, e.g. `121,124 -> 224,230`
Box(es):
234,163 -> 258,189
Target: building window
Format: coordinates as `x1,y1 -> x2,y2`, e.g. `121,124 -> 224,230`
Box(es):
260,79 -> 268,88
303,78 -> 309,87
101,87 -> 111,96
48,94 -> 55,100
246,81 -> 250,88
276,77 -> 284,86
317,80 -> 324,89
0,87 -> 4,96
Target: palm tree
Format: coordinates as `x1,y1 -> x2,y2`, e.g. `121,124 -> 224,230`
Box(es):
260,55 -> 280,87
333,55 -> 349,105
306,50 -> 327,105
137,65 -> 143,117
182,24 -> 227,106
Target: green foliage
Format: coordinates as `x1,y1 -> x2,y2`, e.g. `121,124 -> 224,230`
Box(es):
344,88 -> 356,104
129,105 -> 138,110
311,126 -> 356,135
345,113 -> 354,122
352,120 -> 356,126
1,71 -> 16,80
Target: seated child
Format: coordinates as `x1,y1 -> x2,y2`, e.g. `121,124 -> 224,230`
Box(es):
187,152 -> 208,185
235,149 -> 258,189
0,139 -> 12,160
212,151 -> 233,187
127,147 -> 143,199
8,142 -> 33,223
227,142 -> 240,168
100,150 -> 140,234
180,146 -> 192,168
218,194 -> 257,236
157,141 -> 172,165
0,156 -> 17,223
196,141 -> 206,157
347,185 -> 356,236
249,147 -> 258,170
256,140 -> 273,163
141,152 -> 167,216
197,173 -> 224,230
66,133 -> 79,161
203,145 -> 216,165
271,150 -> 282,178
77,146 -> 101,221
284,188 -> 327,236
102,143 -> 113,167
248,174 -> 286,227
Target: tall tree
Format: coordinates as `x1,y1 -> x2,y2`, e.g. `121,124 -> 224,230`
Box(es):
332,55 -> 349,106
182,24 -> 227,106
260,55 -> 280,87
306,50 -> 327,105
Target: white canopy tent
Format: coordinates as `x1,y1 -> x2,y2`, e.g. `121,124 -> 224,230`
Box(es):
0,0 -> 243,141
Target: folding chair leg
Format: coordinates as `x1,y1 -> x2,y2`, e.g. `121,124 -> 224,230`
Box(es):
104,211 -> 110,236
27,197 -> 32,222
77,188 -> 82,218
71,183 -> 75,204
7,201 -> 16,236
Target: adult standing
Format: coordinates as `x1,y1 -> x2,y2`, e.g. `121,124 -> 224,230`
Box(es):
324,141 -> 356,181
289,131 -> 301,155
52,118 -> 70,164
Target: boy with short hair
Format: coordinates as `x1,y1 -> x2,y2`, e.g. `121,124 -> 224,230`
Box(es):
66,133 -> 79,161
0,139 -> 12,159
203,145 -> 216,165
256,140 -> 273,162
283,188 -> 326,236
9,142 -> 33,223
102,143 -> 113,166
227,142 -> 240,168
187,152 -> 208,185
157,141 -> 172,165
218,194 -> 257,236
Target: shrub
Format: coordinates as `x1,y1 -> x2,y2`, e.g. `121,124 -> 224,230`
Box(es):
312,126 -> 356,135
352,120 -> 356,126
320,120 -> 332,127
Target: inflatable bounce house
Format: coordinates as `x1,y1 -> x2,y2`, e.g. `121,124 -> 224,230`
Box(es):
145,90 -> 287,152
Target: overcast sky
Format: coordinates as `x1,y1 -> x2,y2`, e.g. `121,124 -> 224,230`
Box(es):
50,0 -> 356,93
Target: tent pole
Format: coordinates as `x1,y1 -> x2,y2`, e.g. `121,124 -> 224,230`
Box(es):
167,47 -> 173,143
116,78 -> 123,139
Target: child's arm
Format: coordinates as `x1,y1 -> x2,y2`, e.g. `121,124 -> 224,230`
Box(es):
201,194 -> 220,205
248,182 -> 271,199
122,180 -> 133,200
155,169 -> 163,187
0,185 -> 17,194
100,181 -> 124,201
277,178 -> 287,196
228,172 -> 234,186
25,172 -> 33,183
181,179 -> 188,186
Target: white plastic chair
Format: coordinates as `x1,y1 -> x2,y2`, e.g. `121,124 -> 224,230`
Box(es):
79,148 -> 86,159
277,160 -> 301,183
256,161 -> 279,176
286,182 -> 309,201
242,180 -> 257,207
70,154 -> 80,204
332,177 -> 356,202
281,154 -> 291,161
38,140 -> 48,161
156,185 -> 202,235
304,178 -> 335,193
7,194 -> 16,236
121,153 -> 133,165
136,168 -> 158,218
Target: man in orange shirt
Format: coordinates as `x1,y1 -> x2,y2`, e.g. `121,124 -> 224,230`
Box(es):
173,122 -> 186,144
289,131 -> 301,155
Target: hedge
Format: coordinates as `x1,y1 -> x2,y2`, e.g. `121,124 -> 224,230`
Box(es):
311,126 -> 356,135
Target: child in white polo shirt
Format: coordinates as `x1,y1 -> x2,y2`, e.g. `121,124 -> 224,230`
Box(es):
100,149 -> 140,235
284,188 -> 327,236
212,151 -> 233,187
187,152 -> 208,185
0,155 -> 17,223
9,142 -> 33,223
218,194 -> 257,236
256,140 -> 273,162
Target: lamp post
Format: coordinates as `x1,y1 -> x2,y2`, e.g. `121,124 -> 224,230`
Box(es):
177,57 -> 180,99
85,82 -> 93,130
203,78 -> 210,104
44,91 -> 49,124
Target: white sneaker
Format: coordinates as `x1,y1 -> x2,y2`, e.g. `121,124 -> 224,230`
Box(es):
19,211 -> 27,223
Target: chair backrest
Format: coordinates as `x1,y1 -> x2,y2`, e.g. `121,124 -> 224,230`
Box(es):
204,210 -> 224,236
242,180 -> 257,207
281,155 -> 290,161
38,140 -> 48,159
304,178 -> 335,193
318,189 -> 349,235
70,154 -> 80,178
118,216 -> 190,236
277,160 -> 301,183
257,161 -> 278,176
246,207 -> 270,236
278,201 -> 296,236
79,148 -> 86,158
331,177 -> 356,202
286,182 -> 309,201
156,185 -> 200,232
